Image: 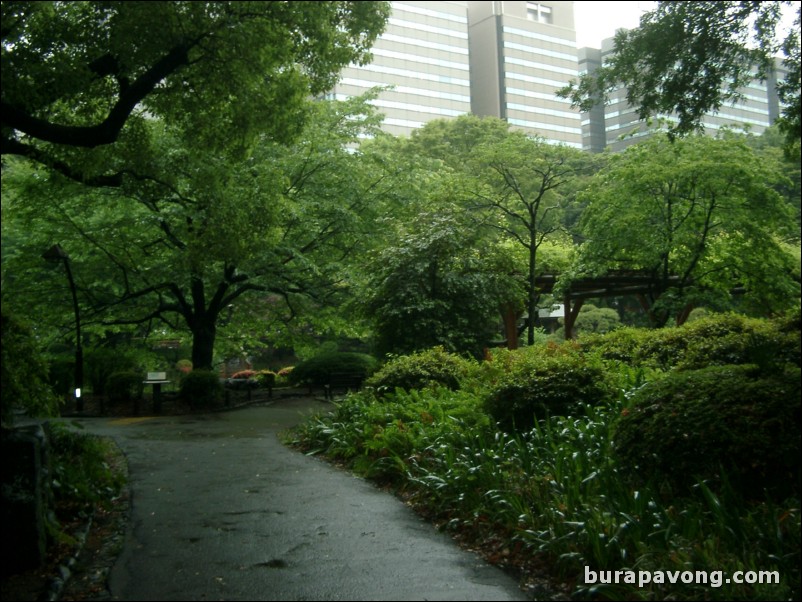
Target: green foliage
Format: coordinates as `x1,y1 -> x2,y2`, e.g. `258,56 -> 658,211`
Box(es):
289,384 -> 801,601
105,371 -> 144,404
558,1 -> 800,150
613,365 -> 801,500
1,312 -> 59,426
483,344 -> 614,432
582,310 -> 801,371
285,387 -> 490,482
286,315 -> 802,600
571,303 -> 622,336
365,347 -> 475,394
255,370 -> 276,389
572,134 -> 799,323
364,211 -> 515,357
1,1 -> 390,182
179,370 -> 223,408
290,352 -> 378,387
275,366 -> 294,387
47,423 -> 125,517
84,346 -> 146,396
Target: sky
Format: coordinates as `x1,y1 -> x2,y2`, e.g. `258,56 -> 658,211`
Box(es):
572,1 -> 800,49
573,1 -> 656,49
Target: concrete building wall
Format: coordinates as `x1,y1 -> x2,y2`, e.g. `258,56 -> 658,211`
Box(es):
331,1 -> 472,137
468,1 -> 583,147
583,37 -> 788,153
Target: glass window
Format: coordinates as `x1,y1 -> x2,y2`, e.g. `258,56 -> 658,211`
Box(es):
526,3 -> 553,24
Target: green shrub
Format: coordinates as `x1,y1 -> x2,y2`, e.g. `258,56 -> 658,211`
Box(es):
255,370 -> 276,389
613,364 -> 801,500
180,370 -> 223,408
84,348 -> 141,396
290,352 -> 378,387
365,347 -> 474,394
1,312 -> 59,425
275,366 -> 294,387
581,311 -> 801,372
47,423 -> 125,515
105,371 -> 144,404
483,344 -> 614,432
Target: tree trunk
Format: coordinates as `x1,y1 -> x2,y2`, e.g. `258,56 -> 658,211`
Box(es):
527,242 -> 538,346
191,320 -> 217,371
501,303 -> 520,350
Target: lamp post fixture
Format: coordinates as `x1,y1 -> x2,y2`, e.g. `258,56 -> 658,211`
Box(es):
43,244 -> 84,412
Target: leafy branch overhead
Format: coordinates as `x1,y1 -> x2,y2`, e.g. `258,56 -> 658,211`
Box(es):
0,1 -> 390,184
558,1 -> 801,148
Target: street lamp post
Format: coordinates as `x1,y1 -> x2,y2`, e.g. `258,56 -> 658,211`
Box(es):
43,244 -> 84,412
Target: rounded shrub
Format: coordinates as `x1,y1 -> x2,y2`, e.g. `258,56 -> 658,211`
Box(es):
180,370 -> 223,408
105,371 -> 144,404
365,347 -> 473,394
613,364 -> 801,500
290,352 -> 378,388
581,311 -> 801,372
255,370 -> 276,389
483,345 -> 613,432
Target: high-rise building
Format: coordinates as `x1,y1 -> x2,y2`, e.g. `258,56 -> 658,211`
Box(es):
330,2 -> 787,151
330,1 -> 472,137
579,38 -> 788,153
467,1 -> 582,147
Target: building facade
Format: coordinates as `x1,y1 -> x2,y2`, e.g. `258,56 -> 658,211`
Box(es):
330,1 -> 786,151
330,1 -> 472,137
578,39 -> 788,153
467,1 -> 582,147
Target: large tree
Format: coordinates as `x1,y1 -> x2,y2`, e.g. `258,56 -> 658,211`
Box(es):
468,132 -> 588,345
2,96 -> 389,370
1,1 -> 390,184
558,1 -> 801,150
406,115 -> 591,346
569,134 -> 800,325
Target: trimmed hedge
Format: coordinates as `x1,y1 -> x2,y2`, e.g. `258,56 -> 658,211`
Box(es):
581,310 -> 801,371
483,345 -> 614,432
105,371 -> 144,404
613,364 -> 801,500
290,352 -> 378,388
180,370 -> 223,408
365,347 -> 473,394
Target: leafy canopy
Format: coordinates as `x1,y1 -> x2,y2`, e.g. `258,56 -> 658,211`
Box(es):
1,1 -> 390,184
558,1 -> 801,150
573,134 -> 799,320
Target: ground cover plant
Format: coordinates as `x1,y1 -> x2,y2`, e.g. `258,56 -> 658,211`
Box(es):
286,311 -> 801,600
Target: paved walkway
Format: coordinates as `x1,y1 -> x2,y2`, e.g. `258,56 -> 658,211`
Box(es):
73,398 -> 528,601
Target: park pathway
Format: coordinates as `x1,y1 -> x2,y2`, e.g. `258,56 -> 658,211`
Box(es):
73,398 -> 528,601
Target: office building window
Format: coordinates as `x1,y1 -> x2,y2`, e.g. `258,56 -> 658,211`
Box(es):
527,3 -> 552,23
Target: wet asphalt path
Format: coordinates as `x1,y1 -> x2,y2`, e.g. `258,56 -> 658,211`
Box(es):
73,398 -> 528,601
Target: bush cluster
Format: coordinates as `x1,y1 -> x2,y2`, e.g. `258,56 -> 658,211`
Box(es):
105,371 -> 144,404
365,347 -> 475,395
287,311 -> 802,600
613,364 -> 801,499
180,370 -> 223,408
582,310 -> 801,371
483,345 -> 613,431
290,352 -> 378,387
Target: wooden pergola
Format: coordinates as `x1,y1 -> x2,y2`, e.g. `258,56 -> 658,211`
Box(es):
534,271 -> 682,340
